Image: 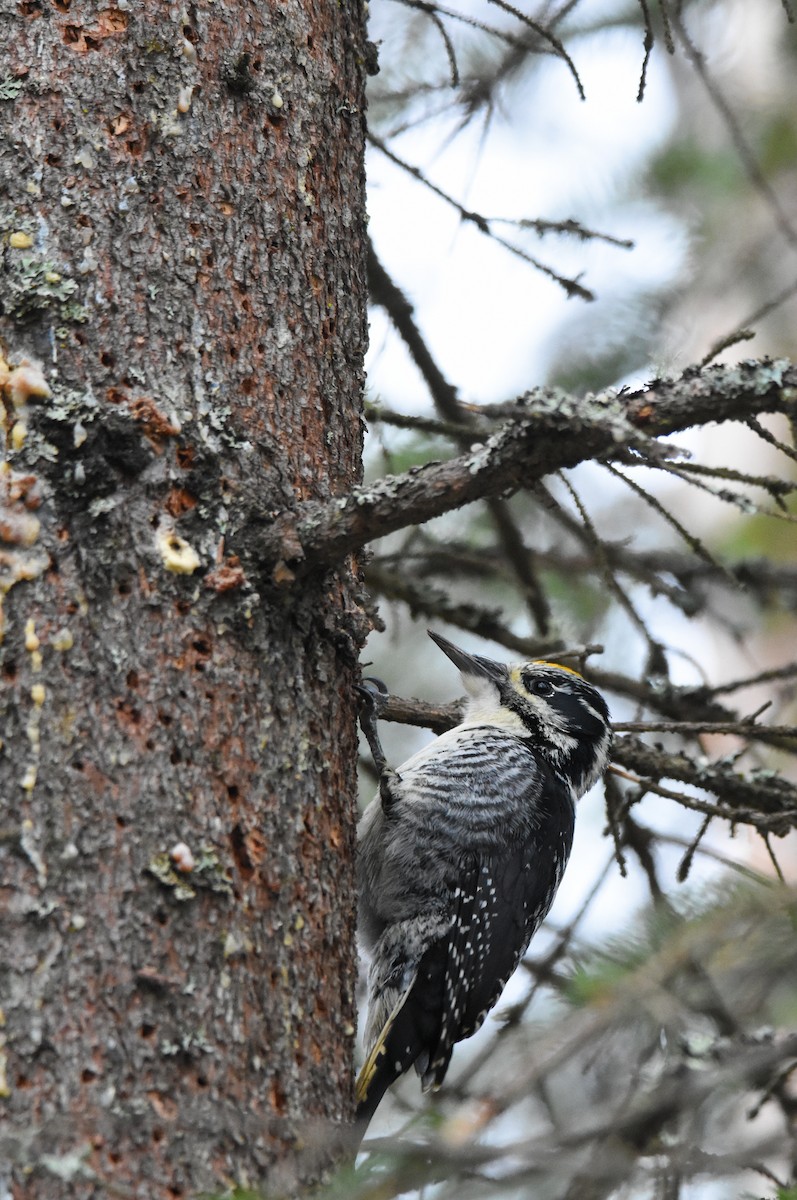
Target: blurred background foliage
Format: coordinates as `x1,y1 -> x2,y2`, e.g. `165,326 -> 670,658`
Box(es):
343,1 -> 797,1196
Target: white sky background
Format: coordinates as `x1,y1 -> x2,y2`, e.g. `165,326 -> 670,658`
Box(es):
358,2 -> 797,1187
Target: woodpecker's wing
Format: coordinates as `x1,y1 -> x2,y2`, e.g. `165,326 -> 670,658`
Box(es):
423,783 -> 575,1091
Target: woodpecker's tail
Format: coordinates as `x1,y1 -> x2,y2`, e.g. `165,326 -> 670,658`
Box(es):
354,1060 -> 398,1138
354,982 -> 413,1138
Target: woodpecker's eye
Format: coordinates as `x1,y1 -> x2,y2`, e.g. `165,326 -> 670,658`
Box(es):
529,678 -> 555,698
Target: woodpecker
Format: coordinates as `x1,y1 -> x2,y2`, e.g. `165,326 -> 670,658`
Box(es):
355,630 -> 611,1133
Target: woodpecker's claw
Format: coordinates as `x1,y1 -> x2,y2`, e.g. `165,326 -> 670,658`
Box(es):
356,676 -> 389,711
357,677 -> 390,779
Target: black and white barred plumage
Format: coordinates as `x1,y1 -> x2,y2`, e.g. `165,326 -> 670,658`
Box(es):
355,630 -> 611,1132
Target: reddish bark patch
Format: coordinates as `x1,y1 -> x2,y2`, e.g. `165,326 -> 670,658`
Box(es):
63,9 -> 128,52
204,558 -> 246,593
128,396 -> 181,443
268,1075 -> 287,1116
165,487 -> 197,518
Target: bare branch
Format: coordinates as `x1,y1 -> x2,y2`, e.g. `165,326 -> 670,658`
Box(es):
612,734 -> 797,833
251,360 -> 797,574
614,720 -> 797,736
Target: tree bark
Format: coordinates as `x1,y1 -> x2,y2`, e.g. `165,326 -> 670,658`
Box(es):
1,2 -> 369,1196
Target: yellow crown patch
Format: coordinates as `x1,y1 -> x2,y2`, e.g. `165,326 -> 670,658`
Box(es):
509,661 -> 583,684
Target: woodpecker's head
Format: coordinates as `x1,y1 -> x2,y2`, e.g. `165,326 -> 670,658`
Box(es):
428,630 -> 611,796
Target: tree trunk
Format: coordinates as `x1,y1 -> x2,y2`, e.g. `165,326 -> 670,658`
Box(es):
1,2 -> 369,1196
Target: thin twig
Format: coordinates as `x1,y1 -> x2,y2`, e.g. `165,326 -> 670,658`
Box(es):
656,829 -> 768,884
653,459 -> 797,523
698,327 -> 755,369
556,472 -> 658,650
418,2 -> 460,86
747,415 -> 797,464
603,462 -> 731,577
661,457 -> 797,503
636,0 -> 655,101
608,760 -> 797,833
485,0 -> 585,98
485,497 -> 552,634
613,721 -> 797,737
389,0 -> 533,51
700,275 -> 797,368
364,401 -> 478,440
604,771 -> 630,877
676,814 -> 712,883
701,662 -> 797,697
492,214 -> 633,249
367,237 -> 462,421
658,0 -> 675,53
760,833 -> 787,884
369,133 -> 595,300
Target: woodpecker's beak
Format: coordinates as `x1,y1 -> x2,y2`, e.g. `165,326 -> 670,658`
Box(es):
428,630 -> 506,683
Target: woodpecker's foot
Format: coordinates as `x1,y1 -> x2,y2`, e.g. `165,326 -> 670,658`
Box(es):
378,766 -> 402,813
356,677 -> 390,777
